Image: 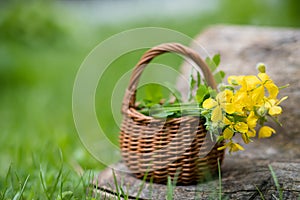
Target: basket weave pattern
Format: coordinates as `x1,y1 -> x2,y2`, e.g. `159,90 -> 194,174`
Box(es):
120,43 -> 225,184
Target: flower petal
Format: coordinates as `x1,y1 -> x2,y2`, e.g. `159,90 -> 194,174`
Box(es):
252,86 -> 265,104
223,128 -> 234,139
217,145 -> 227,151
242,133 -> 251,144
228,75 -> 243,85
247,111 -> 257,129
223,117 -> 232,125
244,75 -> 260,91
265,83 -> 279,99
258,73 -> 270,82
258,126 -> 276,138
269,106 -> 282,116
247,128 -> 256,137
203,98 -> 217,109
234,122 -> 248,133
277,96 -> 288,105
211,106 -> 223,122
224,103 -> 235,114
230,142 -> 245,152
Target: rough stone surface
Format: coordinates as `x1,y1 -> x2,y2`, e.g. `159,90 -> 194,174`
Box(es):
92,159 -> 300,199
92,26 -> 300,199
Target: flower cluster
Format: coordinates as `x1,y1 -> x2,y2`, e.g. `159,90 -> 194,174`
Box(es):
202,64 -> 288,153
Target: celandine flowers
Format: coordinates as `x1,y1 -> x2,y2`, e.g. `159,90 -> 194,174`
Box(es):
202,63 -> 288,153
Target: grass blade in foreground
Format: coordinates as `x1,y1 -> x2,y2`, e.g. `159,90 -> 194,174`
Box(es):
268,165 -> 283,200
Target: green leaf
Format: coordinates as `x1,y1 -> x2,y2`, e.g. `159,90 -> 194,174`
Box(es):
195,84 -> 209,104
208,87 -> 218,98
214,70 -> 226,84
217,135 -> 224,143
188,69 -> 197,101
189,72 -> 196,90
205,57 -> 216,72
213,53 -> 221,67
152,111 -> 174,118
197,71 -> 201,87
205,54 -> 221,72
144,84 -> 163,104
149,104 -> 175,118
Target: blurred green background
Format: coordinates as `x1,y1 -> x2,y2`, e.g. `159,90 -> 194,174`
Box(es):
0,0 -> 299,198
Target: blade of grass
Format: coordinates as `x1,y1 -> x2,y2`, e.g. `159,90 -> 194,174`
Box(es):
19,175 -> 30,200
51,149 -> 64,199
51,163 -> 63,199
166,168 -> 180,200
39,165 -> 51,200
119,178 -> 128,200
218,158 -> 222,200
173,168 -> 180,188
13,171 -> 22,199
82,170 -> 93,197
166,176 -> 173,200
271,194 -> 280,200
13,175 -> 30,200
254,184 -> 265,200
91,172 -> 99,199
112,170 -> 121,200
268,165 -> 283,200
1,164 -> 12,200
136,169 -> 149,200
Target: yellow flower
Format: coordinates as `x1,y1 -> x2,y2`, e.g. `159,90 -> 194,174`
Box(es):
257,73 -> 279,99
249,73 -> 279,104
233,89 -> 256,111
234,122 -> 248,133
223,117 -> 248,133
241,133 -> 251,144
258,126 -> 276,138
264,96 -> 288,116
218,141 -> 245,153
203,90 -> 237,122
203,98 -> 223,122
244,111 -> 257,140
242,75 -> 261,92
222,117 -> 249,142
223,127 -> 234,140
205,65 -> 287,152
228,75 -> 244,85
247,111 -> 257,129
229,73 -> 280,107
230,142 -> 245,152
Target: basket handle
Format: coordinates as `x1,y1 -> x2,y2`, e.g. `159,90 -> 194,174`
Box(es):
122,43 -> 217,113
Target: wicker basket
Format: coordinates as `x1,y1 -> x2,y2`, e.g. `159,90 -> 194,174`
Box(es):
120,43 -> 225,185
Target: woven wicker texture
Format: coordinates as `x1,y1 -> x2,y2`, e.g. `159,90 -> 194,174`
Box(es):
120,43 -> 225,184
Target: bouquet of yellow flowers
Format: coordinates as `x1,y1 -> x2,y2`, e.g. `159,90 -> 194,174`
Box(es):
202,63 -> 288,152
136,54 -> 287,153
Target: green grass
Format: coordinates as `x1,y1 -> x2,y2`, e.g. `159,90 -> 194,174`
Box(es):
0,0 -> 299,198
269,165 -> 283,200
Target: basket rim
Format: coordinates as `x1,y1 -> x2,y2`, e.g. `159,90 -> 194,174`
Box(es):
121,43 -> 217,114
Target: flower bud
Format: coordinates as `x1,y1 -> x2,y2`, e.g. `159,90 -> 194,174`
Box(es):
201,110 -> 209,115
256,63 -> 266,73
257,106 -> 267,117
218,83 -> 226,91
